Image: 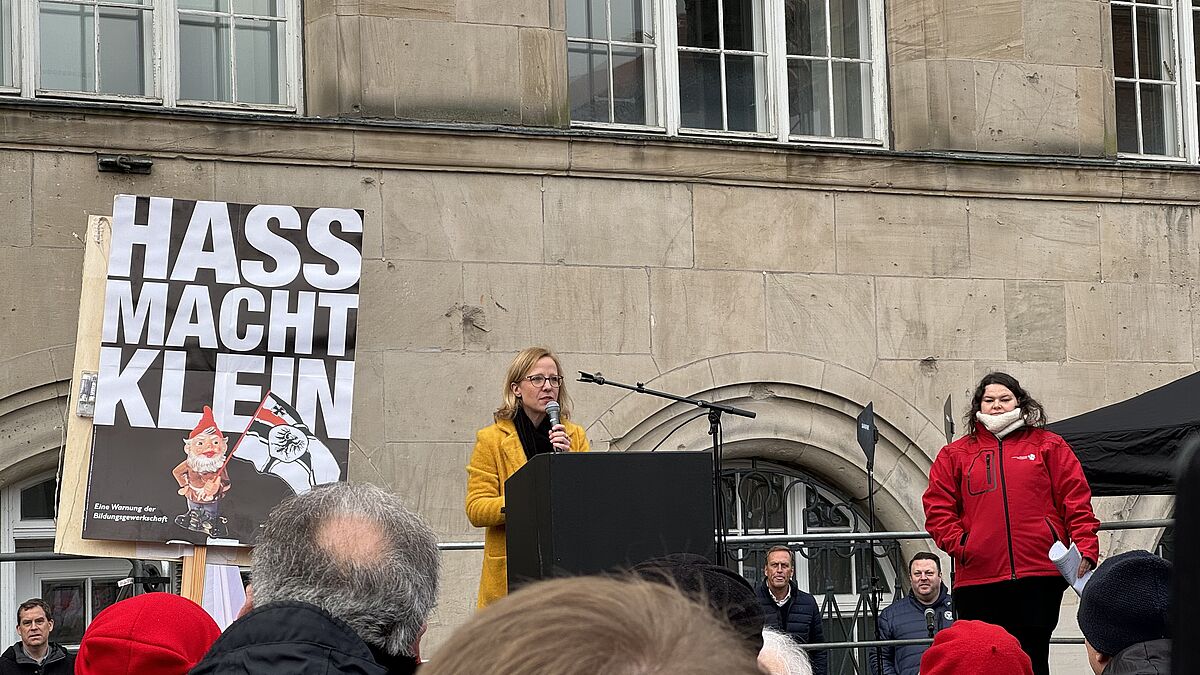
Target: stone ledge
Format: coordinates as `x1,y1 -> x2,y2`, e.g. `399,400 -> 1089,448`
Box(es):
2,103 -> 1200,203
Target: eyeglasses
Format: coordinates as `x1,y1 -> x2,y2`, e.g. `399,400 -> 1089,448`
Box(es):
523,375 -> 564,388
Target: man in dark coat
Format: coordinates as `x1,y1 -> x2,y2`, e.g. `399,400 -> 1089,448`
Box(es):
191,482 -> 440,674
755,546 -> 827,675
0,599 -> 73,675
1078,550 -> 1171,675
872,552 -> 954,675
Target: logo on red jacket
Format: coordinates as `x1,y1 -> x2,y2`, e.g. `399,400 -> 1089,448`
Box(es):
1012,453 -> 1037,461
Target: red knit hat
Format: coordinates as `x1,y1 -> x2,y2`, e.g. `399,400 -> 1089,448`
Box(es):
76,593 -> 221,675
189,406 -> 223,440
919,620 -> 1034,675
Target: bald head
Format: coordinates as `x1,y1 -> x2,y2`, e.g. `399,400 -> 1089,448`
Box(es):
317,514 -> 386,565
250,483 -> 440,656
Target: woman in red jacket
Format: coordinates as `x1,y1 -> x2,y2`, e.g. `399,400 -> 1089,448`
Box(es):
922,372 -> 1099,675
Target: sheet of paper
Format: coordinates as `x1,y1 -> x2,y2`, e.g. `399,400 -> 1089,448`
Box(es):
1049,540 -> 1093,596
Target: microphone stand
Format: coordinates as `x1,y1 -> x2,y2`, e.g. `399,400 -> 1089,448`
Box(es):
577,371 -> 756,565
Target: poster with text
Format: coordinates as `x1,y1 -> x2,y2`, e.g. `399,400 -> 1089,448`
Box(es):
85,195 -> 362,545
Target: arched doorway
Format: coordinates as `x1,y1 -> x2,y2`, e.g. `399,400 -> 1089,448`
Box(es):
589,352 -> 948,673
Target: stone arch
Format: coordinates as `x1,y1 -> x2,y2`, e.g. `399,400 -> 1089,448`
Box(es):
585,352 -> 949,538
0,346 -> 77,484
0,383 -> 71,489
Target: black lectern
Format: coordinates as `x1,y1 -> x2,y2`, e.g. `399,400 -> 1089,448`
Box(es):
505,451 -> 716,589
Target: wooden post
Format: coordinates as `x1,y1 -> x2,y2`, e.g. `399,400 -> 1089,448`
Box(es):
180,546 -> 208,603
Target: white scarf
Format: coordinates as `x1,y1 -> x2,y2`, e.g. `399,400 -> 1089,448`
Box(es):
976,408 -> 1025,439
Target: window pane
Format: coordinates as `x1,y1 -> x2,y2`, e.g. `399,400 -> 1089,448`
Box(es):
568,42 -> 611,122
611,0 -> 652,42
14,538 -> 54,552
1116,80 -> 1140,153
98,6 -> 151,95
91,579 -> 122,623
1194,9 -> 1200,78
808,544 -> 853,594
678,50 -> 723,128
737,472 -> 787,531
20,479 -> 56,520
180,0 -> 230,10
677,0 -> 719,48
720,473 -> 738,530
612,46 -> 656,124
726,53 -> 768,132
784,0 -> 826,56
788,58 -> 830,135
1111,5 -> 1135,79
806,489 -> 853,529
39,2 -> 95,92
832,60 -> 871,138
235,18 -> 283,103
180,13 -> 232,101
42,580 -> 86,644
567,0 -> 606,40
829,0 -> 865,58
235,0 -> 281,16
0,0 -> 12,87
723,0 -> 765,52
1139,83 -> 1177,155
1135,7 -> 1174,81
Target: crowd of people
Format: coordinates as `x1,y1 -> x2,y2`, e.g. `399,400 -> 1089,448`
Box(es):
2,349 -> 1174,674
2,482 -> 1173,675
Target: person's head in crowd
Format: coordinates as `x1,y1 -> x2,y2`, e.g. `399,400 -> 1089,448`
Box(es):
14,598 -> 55,658
763,546 -> 795,596
251,481 -> 440,657
75,593 -> 220,675
422,576 -> 763,675
909,552 -> 943,604
759,627 -> 813,675
1078,549 -> 1171,674
495,346 -> 573,424
919,619 -> 1034,675
632,552 -> 765,653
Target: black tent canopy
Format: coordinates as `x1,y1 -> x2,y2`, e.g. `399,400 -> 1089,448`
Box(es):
1047,371 -> 1200,496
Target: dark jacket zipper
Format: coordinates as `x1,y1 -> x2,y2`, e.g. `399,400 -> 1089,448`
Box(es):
996,438 -> 1017,579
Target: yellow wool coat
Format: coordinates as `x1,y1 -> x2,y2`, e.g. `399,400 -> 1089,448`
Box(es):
465,416 -> 590,608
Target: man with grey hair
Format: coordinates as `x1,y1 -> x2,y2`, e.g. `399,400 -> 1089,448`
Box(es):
192,482 -> 440,674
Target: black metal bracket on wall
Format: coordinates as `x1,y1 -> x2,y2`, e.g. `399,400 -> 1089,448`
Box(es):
97,154 -> 153,175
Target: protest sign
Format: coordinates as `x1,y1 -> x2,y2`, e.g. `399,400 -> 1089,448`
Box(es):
78,195 -> 361,546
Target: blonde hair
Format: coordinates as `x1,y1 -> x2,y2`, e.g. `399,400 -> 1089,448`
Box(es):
422,577 -> 762,675
493,346 -> 573,422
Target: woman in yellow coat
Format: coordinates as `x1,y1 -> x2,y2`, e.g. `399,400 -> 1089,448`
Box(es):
465,346 -> 591,608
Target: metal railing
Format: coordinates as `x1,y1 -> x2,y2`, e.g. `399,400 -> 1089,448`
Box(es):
435,517 -> 1173,550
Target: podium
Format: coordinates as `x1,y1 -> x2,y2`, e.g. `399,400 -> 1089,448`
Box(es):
505,451 -> 716,588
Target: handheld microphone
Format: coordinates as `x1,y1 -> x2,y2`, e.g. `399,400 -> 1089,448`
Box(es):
925,607 -> 936,638
545,400 -> 562,452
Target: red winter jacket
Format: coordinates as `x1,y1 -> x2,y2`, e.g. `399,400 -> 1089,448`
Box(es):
922,423 -> 1099,588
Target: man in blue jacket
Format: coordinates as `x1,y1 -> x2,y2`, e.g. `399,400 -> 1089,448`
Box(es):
873,552 -> 954,675
756,546 -> 827,675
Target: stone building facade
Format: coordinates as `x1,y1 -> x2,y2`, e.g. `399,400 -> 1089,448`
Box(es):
0,0 -> 1191,670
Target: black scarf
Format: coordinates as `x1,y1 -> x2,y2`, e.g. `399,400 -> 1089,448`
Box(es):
514,406 -> 554,460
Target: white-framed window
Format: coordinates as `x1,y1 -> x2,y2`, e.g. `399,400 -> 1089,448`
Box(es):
565,0 -> 887,145
567,0 -> 660,126
2,0 -> 300,110
1110,0 -> 1200,161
